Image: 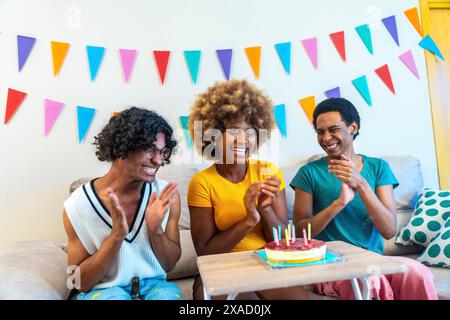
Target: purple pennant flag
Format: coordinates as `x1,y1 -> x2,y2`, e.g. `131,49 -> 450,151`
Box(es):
324,87 -> 341,98
17,35 -> 36,71
216,49 -> 232,80
382,15 -> 400,46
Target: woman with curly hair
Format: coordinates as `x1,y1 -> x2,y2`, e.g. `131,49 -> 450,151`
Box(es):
63,107 -> 185,300
187,79 -> 309,300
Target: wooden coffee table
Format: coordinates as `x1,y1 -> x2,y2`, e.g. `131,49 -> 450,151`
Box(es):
197,241 -> 407,300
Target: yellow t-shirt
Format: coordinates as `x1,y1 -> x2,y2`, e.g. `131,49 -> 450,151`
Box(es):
187,160 -> 285,252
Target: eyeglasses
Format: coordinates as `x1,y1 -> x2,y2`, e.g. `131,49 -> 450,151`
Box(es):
225,128 -> 257,138
144,146 -> 172,161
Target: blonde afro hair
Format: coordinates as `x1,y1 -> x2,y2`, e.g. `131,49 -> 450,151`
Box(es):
188,79 -> 275,158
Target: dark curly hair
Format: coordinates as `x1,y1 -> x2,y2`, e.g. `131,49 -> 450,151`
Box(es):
188,79 -> 275,159
313,98 -> 361,140
93,107 -> 177,163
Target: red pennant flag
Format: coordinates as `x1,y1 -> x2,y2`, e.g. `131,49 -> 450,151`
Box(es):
375,64 -> 395,94
329,31 -> 346,62
153,51 -> 171,84
4,88 -> 27,124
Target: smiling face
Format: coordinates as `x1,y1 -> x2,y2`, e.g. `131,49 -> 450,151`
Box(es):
123,132 -> 167,183
219,117 -> 257,164
315,111 -> 358,158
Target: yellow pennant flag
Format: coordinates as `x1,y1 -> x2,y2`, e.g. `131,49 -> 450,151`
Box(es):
244,46 -> 261,79
404,7 -> 423,37
51,41 -> 70,76
298,96 -> 316,124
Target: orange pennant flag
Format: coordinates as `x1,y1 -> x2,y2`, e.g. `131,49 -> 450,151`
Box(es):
244,46 -> 261,79
298,96 -> 316,124
404,7 -> 423,37
51,41 -> 70,76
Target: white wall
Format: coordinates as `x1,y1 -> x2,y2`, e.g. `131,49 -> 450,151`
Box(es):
0,0 -> 438,249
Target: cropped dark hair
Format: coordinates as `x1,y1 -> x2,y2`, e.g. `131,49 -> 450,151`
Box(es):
312,98 -> 361,139
93,107 -> 177,163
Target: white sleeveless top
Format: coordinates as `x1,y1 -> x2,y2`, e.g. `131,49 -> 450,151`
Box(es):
64,177 -> 170,290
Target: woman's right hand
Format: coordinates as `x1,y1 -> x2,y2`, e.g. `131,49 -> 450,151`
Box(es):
106,188 -> 128,240
244,182 -> 261,226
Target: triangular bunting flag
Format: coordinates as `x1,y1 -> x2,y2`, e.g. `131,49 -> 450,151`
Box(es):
179,116 -> 193,149
153,51 -> 171,84
382,15 -> 400,46
4,88 -> 27,124
399,50 -> 420,79
86,45 -> 105,81
274,42 -> 291,74
273,104 -> 287,138
216,49 -> 233,80
51,41 -> 70,76
404,7 -> 423,37
119,49 -> 137,83
44,99 -> 65,136
301,38 -> 318,69
355,24 -> 373,55
184,51 -> 201,84
375,64 -> 395,94
298,96 -> 316,124
244,46 -> 261,79
77,106 -> 96,143
17,35 -> 36,72
352,76 -> 372,106
329,31 -> 346,62
419,35 -> 445,61
324,87 -> 341,99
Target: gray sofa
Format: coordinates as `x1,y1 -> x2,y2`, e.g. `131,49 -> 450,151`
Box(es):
0,156 -> 448,300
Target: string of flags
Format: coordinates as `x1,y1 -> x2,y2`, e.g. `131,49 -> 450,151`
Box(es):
3,6 -> 446,147
14,7 -> 444,84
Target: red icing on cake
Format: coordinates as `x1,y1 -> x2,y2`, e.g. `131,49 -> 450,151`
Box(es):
265,238 -> 325,251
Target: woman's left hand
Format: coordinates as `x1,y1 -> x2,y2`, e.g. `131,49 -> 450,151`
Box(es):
257,176 -> 281,211
145,182 -> 178,233
328,155 -> 364,189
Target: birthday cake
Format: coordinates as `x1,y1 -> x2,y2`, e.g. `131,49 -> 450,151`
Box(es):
264,238 -> 326,264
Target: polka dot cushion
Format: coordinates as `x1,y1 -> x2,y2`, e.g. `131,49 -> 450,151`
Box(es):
396,188 -> 450,247
417,225 -> 450,268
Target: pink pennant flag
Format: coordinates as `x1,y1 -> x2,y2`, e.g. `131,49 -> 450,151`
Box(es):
119,49 -> 137,83
44,99 -> 64,136
301,37 -> 318,69
399,50 -> 420,79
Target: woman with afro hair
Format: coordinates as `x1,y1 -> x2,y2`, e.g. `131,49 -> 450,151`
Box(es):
187,79 -> 309,300
63,107 -> 185,300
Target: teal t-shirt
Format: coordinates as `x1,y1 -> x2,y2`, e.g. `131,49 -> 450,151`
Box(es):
290,155 -> 399,254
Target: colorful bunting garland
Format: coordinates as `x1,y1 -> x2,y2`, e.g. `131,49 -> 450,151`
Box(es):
355,24 -> 373,55
119,49 -> 138,83
399,50 -> 420,79
179,116 -> 192,149
419,35 -> 445,61
329,31 -> 346,62
298,96 -> 316,124
4,88 -> 27,124
375,64 -> 395,94
404,7 -> 423,37
184,51 -> 201,84
301,38 -> 318,69
382,16 -> 399,46
86,45 -> 105,82
216,49 -> 233,80
51,41 -> 70,76
153,51 -> 171,84
245,46 -> 261,79
44,99 -> 65,136
17,35 -> 36,72
77,106 -> 96,143
273,104 -> 287,138
274,42 -> 291,75
352,75 -> 372,106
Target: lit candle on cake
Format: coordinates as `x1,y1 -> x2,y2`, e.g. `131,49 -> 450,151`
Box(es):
302,228 -> 308,246
287,224 -> 291,241
291,223 -> 296,242
285,229 -> 290,246
278,225 -> 281,242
